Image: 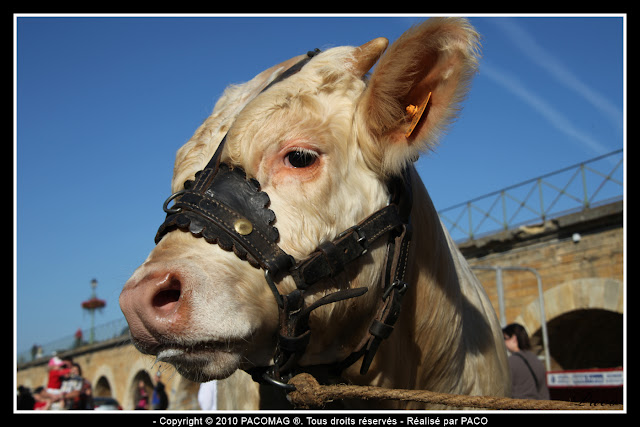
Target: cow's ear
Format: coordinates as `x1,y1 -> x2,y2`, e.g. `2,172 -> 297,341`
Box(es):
355,18 -> 481,176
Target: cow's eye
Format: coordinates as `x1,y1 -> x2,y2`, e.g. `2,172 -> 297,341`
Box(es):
285,149 -> 318,168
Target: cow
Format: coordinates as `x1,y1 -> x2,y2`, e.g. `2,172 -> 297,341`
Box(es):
120,17 -> 510,409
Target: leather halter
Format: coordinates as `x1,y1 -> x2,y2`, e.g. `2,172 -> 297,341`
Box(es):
155,50 -> 413,389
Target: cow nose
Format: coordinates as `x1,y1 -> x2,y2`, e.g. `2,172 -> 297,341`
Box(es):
119,270 -> 188,349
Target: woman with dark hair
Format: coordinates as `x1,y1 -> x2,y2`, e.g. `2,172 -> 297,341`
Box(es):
502,323 -> 550,400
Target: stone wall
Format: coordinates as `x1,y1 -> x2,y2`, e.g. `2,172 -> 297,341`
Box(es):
460,202 -> 624,370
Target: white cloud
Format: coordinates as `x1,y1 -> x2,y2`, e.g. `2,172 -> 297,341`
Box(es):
482,61 -> 610,155
491,18 -> 622,132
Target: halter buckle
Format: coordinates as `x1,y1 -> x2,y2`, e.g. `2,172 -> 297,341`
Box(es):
382,279 -> 408,301
338,226 -> 368,254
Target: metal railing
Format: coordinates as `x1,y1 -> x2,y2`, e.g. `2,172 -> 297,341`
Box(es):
438,149 -> 623,242
17,317 -> 130,364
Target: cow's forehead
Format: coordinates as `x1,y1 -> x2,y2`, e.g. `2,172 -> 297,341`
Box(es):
221,47 -> 367,162
171,44 -> 367,191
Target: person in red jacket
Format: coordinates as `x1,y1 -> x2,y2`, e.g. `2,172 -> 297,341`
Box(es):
32,387 -> 51,410
45,356 -> 72,409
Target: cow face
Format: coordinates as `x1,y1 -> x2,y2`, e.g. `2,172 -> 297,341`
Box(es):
120,18 -> 479,382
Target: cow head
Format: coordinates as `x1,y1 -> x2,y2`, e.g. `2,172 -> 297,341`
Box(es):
120,18 -> 480,383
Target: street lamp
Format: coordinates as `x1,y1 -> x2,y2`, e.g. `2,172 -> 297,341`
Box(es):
81,278 -> 106,344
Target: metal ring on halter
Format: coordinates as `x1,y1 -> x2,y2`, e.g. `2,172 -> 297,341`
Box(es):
162,190 -> 186,214
260,370 -> 296,392
382,279 -> 408,301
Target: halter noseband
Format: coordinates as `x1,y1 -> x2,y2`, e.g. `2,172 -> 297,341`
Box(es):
155,50 -> 413,389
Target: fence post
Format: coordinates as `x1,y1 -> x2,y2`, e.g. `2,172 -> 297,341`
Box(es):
581,163 -> 590,209
538,178 -> 545,221
501,191 -> 508,231
467,201 -> 473,240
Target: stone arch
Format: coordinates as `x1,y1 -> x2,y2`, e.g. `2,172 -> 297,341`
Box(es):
128,370 -> 154,410
94,376 -> 113,397
514,277 -> 624,370
514,277 -> 623,333
91,364 -> 116,397
121,356 -> 156,410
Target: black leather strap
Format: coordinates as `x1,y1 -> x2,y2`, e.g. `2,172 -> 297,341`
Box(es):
203,49 -> 321,173
359,223 -> 412,375
262,49 -> 321,93
290,204 -> 404,289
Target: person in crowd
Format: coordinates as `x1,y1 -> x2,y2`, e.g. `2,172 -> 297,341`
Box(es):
152,371 -> 169,410
31,344 -> 43,361
60,362 -> 93,409
503,323 -> 550,400
17,386 -> 35,410
46,356 -> 72,409
134,380 -> 150,409
198,380 -> 217,411
32,386 -> 52,410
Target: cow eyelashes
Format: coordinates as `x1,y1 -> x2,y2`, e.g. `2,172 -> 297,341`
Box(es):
284,148 -> 318,168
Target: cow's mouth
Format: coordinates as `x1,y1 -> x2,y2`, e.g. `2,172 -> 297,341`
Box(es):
154,340 -> 249,381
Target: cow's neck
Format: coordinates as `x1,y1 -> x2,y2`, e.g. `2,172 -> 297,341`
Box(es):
342,173 -> 465,407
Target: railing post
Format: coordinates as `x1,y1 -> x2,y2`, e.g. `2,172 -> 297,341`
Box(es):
538,178 -> 545,221
581,163 -> 590,209
501,190 -> 508,231
468,201 -> 473,240
496,266 -> 506,327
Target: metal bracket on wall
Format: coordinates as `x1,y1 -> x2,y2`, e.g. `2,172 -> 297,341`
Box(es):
472,265 -> 551,371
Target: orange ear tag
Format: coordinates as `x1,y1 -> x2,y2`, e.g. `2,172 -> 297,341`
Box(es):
405,92 -> 432,138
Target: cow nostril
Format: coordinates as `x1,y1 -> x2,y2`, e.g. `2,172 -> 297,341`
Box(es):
152,278 -> 181,310
153,289 -> 181,307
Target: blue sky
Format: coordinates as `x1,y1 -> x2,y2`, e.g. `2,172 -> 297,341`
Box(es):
14,14 -> 625,355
